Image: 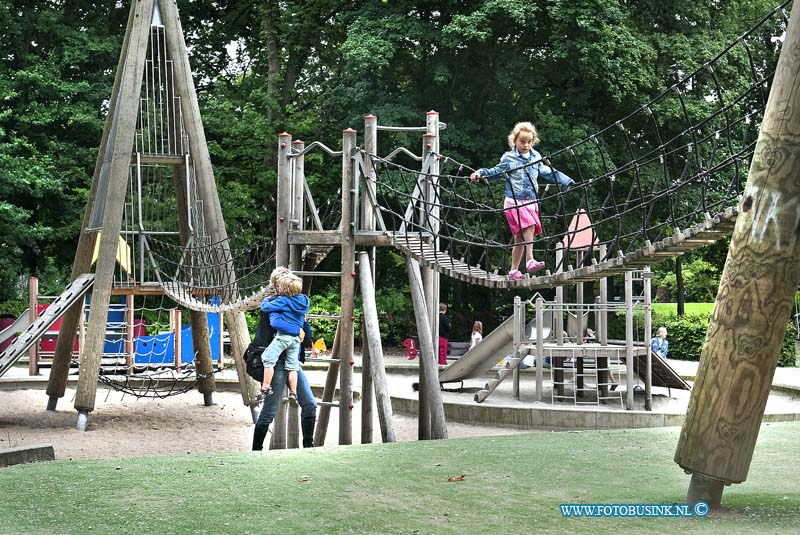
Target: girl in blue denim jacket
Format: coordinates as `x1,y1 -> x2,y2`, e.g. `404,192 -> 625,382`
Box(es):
470,122 -> 574,280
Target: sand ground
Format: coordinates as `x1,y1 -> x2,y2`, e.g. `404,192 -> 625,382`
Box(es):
0,385 -> 527,461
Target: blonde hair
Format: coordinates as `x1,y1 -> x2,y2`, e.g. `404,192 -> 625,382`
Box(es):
507,122 -> 539,148
276,273 -> 302,297
269,266 -> 291,288
472,321 -> 483,335
439,303 -> 447,314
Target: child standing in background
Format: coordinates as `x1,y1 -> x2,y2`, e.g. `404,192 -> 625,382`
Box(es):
470,321 -> 483,349
258,272 -> 309,404
470,122 -> 575,281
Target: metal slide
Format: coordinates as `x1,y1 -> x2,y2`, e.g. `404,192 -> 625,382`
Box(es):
0,309 -> 32,348
0,274 -> 95,378
439,315 -> 546,383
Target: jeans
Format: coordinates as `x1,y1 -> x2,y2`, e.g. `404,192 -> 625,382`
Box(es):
255,357 -> 317,430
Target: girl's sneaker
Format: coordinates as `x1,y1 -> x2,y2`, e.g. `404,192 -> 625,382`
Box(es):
507,270 -> 524,281
526,259 -> 545,273
288,390 -> 298,406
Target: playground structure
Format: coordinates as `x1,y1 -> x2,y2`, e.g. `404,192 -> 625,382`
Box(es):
0,277 -> 224,377
0,0 -> 797,509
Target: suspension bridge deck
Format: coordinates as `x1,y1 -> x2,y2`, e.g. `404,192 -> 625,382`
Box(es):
389,205 -> 738,289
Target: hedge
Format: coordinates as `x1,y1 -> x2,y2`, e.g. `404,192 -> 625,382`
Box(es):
608,310 -> 796,367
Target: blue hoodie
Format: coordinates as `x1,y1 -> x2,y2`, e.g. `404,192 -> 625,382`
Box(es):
260,293 -> 310,336
477,147 -> 574,201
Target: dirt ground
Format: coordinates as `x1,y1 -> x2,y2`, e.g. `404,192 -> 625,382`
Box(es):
0,386 -> 526,461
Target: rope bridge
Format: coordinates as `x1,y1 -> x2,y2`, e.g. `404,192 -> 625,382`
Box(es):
366,2 -> 787,288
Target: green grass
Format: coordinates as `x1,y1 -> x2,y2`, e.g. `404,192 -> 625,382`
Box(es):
652,303 -> 715,316
1,423 -> 799,534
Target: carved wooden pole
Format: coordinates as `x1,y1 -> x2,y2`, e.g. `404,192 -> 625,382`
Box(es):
675,0 -> 800,509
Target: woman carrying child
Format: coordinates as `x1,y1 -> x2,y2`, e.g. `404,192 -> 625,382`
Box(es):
258,271 -> 310,404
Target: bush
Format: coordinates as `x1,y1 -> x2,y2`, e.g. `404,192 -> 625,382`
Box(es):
608,309 -> 796,366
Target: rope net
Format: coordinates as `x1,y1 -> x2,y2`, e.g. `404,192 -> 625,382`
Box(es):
365,2 -> 788,281
66,294 -> 225,399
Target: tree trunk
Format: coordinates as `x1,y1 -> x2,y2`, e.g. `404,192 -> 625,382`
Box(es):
676,257 -> 685,316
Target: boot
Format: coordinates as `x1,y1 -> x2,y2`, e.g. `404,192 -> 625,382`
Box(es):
301,417 -> 316,448
252,425 -> 269,451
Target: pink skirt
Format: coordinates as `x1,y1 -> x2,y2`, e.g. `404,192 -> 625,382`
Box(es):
503,197 -> 542,236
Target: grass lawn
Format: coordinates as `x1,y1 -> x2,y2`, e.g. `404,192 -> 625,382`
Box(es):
652,303 -> 715,316
1,423 -> 798,534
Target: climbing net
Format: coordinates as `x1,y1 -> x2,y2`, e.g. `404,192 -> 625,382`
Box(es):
87,293 -> 226,398
365,1 -> 788,277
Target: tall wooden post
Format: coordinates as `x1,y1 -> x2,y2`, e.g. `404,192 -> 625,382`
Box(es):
406,257 -> 448,439
46,3 -> 137,410
164,0 -> 246,404
358,251 -> 396,442
422,112 -> 441,362
676,0 -> 800,508
339,128 -> 357,445
624,271 -> 634,410
361,114 -> 378,444
28,276 -> 38,376
643,267 -> 653,411
74,0 -> 154,430
125,294 -> 134,372
275,132 -> 292,268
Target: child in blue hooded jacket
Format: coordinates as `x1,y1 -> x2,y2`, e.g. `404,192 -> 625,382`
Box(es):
470,122 -> 574,280
258,271 -> 309,404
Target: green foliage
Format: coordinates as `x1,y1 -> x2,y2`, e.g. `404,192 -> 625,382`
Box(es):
653,257 -> 722,302
651,302 -> 715,316
609,309 -> 796,366
780,321 -> 797,368
655,312 -> 710,362
308,288 -> 344,347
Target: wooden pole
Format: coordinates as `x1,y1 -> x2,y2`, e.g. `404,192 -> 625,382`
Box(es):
270,396 -> 288,450
362,114 -> 378,445
74,0 -> 154,429
512,296 -> 522,400
290,139 -> 305,269
423,113 -> 441,365
536,297 -> 545,402
28,276 -> 38,376
173,309 -> 182,370
125,293 -> 134,372
164,0 -> 256,411
599,244 -> 608,345
287,403 -> 300,449
360,320 -> 374,444
624,271 -> 634,410
357,251 -> 396,442
676,0 -> 800,506
643,267 -> 653,411
46,2 -> 136,409
286,139 -> 305,449
161,0 -> 222,403
406,256 -> 448,440
276,132 -> 292,268
339,128 -> 357,445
